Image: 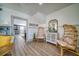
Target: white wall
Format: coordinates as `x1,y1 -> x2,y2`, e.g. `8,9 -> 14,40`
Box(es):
0,8 -> 2,24
0,7 -> 31,41
28,12 -> 47,41
14,18 -> 26,26
31,12 -> 47,24
0,7 -> 30,26
47,4 -> 79,47
0,7 -> 47,42
1,6 -> 47,42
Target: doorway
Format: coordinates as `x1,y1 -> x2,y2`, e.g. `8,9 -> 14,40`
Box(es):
14,24 -> 26,39
11,16 -> 28,55
11,16 -> 28,41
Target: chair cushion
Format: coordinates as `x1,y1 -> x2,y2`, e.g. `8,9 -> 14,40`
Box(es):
57,40 -> 76,50
0,36 -> 12,47
57,40 -> 67,47
63,37 -> 73,45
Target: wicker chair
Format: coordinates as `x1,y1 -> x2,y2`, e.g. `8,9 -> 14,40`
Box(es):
57,24 -> 79,56
36,27 -> 45,42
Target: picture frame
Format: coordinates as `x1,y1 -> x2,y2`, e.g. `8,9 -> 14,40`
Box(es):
48,19 -> 58,32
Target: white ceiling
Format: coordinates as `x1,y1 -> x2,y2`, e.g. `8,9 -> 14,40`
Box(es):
0,3 -> 73,16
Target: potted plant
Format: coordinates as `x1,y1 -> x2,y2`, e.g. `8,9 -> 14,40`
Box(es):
33,33 -> 36,40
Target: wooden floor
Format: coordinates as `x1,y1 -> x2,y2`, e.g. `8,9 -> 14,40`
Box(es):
11,35 -> 76,56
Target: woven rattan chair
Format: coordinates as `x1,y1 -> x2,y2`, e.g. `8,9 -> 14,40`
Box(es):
57,24 -> 79,56
36,27 -> 45,42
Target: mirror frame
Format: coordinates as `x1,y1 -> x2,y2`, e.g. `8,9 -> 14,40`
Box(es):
48,19 -> 58,32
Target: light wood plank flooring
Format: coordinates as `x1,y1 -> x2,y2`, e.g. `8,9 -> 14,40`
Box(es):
11,35 -> 76,56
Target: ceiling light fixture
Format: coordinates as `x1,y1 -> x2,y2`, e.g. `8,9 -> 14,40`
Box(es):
39,3 -> 43,5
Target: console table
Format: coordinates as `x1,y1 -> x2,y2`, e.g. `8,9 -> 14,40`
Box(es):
46,32 -> 58,44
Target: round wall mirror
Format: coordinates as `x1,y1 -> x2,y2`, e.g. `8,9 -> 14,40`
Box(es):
48,19 -> 58,32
